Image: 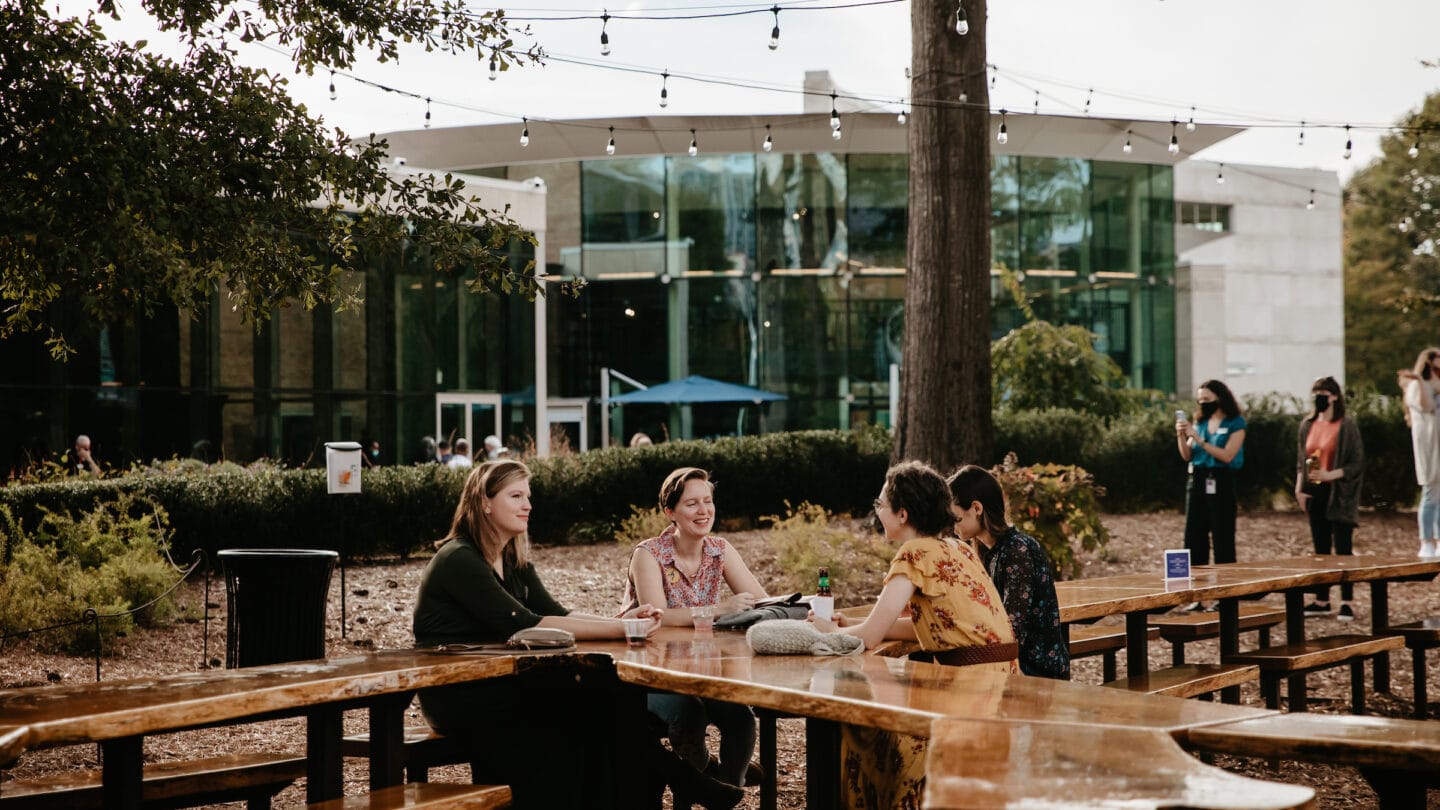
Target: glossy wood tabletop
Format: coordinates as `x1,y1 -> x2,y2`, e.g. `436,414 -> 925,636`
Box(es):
1057,566 -> 1336,622
1185,713 -> 1440,772
0,724 -> 27,768
590,628 -> 1271,739
924,717 -> 1316,810
1213,554 -> 1440,582
0,651 -> 514,749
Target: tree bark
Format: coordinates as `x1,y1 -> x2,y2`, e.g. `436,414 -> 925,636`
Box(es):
894,0 -> 992,470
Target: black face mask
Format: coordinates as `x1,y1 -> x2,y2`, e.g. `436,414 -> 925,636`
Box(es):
1314,394 -> 1331,412
1199,401 -> 1220,419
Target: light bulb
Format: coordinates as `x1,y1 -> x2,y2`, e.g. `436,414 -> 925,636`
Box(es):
1400,218 -> 1411,233
1123,130 -> 1132,154
1084,88 -> 1092,114
1343,125 -> 1352,160
1168,121 -> 1179,155
829,92 -> 840,131
769,6 -> 780,49
1298,123 -> 1305,147
1306,190 -> 1315,211
659,70 -> 669,109
659,87 -> 668,108
958,90 -> 968,103
763,126 -> 773,152
897,110 -> 907,125
832,125 -> 842,141
954,3 -> 968,35
688,129 -> 698,157
520,118 -> 529,148
424,99 -> 431,129
1217,163 -> 1225,184
600,12 -> 611,56
1411,140 -> 1421,159
997,109 -> 1007,145
1186,107 -> 1196,132
606,126 -> 615,156
328,71 -> 336,101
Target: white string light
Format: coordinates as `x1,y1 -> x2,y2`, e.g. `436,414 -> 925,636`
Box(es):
997,108 -> 1008,144
897,101 -> 907,125
688,128 -> 698,156
1298,121 -> 1305,147
1306,189 -> 1316,210
832,120 -> 842,140
1084,88 -> 1092,115
659,70 -> 669,108
489,52 -> 499,81
829,91 -> 840,131
1122,129 -> 1132,154
519,117 -> 530,147
763,123 -> 773,152
1217,163 -> 1225,184
1410,138 -> 1421,158
954,1 -> 968,35
1168,120 -> 1179,154
1186,107 -> 1196,133
769,6 -> 780,50
1032,90 -> 1039,115
424,97 -> 432,128
599,10 -> 611,56
1343,125 -> 1352,160
606,126 -> 616,155
329,70 -> 337,101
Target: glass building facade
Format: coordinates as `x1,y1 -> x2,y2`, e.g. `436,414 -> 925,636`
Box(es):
0,149 -> 1174,472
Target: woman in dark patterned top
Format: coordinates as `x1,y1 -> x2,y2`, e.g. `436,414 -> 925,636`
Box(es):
947,465 -> 1070,680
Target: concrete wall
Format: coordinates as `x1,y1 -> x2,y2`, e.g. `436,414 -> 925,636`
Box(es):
1174,160 -> 1343,400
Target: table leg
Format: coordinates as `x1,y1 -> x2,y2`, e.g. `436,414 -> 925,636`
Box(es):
758,710 -> 778,810
1370,581 -> 1391,693
805,717 -> 839,810
1284,589 -> 1305,646
307,706 -> 345,803
369,692 -> 411,789
1218,598 -> 1239,660
100,734 -> 143,810
1125,612 -> 1149,677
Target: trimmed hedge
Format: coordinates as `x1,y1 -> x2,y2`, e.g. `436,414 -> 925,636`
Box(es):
0,429 -> 891,559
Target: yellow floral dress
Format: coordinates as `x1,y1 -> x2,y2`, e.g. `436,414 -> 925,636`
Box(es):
842,536 -> 1017,810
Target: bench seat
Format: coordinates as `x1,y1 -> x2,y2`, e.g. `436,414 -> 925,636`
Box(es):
1149,604 -> 1285,665
0,752 -> 305,809
1226,633 -> 1405,712
307,783 -> 512,809
1390,617 -> 1440,719
1102,663 -> 1259,702
1067,625 -> 1158,682
342,726 -> 471,783
1184,713 -> 1440,810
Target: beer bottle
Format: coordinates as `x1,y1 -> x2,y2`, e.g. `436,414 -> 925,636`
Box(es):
813,567 -> 834,620
817,567 -> 831,597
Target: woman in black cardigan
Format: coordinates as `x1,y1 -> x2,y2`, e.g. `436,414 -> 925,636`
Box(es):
1294,376 -> 1366,620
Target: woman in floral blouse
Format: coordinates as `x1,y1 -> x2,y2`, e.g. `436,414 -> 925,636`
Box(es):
948,464 -> 1069,679
813,460 -> 1017,809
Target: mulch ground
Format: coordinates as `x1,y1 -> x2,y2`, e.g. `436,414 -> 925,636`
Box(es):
2,508 -> 1438,809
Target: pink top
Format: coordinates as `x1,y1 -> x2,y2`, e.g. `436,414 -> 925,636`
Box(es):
619,524 -> 728,613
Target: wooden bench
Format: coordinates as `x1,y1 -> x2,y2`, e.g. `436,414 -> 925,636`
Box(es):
1184,713 -> 1440,810
0,752 -> 304,809
1067,624 -> 1159,682
1226,633 -> 1406,713
1103,663 -> 1259,702
342,725 -> 472,783
307,782 -> 512,809
1390,617 -> 1440,719
1149,604 -> 1285,665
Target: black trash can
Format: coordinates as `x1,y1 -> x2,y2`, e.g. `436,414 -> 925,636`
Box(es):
219,548 -> 338,668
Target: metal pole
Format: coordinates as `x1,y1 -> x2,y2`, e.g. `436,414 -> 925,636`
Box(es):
534,227 -> 550,457
601,367 -> 610,449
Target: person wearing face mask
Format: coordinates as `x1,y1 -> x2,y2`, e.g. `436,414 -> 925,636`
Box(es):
1176,380 -> 1247,610
1295,376 -> 1366,620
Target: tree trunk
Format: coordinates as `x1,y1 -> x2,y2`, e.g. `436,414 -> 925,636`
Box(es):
894,0 -> 992,470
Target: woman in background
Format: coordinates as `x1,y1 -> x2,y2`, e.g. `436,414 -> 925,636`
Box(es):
1295,377 -> 1365,620
1176,380 -> 1247,581
947,465 -> 1069,679
1400,348 -> 1440,557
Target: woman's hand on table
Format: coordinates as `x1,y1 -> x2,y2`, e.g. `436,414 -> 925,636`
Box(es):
623,604 -> 665,636
719,592 -> 756,613
809,613 -> 841,633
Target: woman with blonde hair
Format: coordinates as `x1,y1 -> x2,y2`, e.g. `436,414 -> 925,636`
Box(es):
1401,348 -> 1440,557
414,460 -> 739,810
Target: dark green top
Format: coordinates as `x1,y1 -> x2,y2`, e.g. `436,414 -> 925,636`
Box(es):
412,536 -> 569,646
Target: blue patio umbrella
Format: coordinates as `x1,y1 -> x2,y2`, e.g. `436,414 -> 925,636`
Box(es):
608,375 -> 787,405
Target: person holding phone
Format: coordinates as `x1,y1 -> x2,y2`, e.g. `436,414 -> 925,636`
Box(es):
1175,381 -> 1247,609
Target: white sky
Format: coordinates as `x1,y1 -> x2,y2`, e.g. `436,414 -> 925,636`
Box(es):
73,0 -> 1440,182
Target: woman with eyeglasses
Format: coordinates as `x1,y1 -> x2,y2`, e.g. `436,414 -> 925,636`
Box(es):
811,460 -> 1016,809
1295,376 -> 1366,620
1399,348 -> 1440,558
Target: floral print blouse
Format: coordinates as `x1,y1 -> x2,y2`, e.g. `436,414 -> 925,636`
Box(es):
976,527 -> 1070,679
887,535 -> 1016,672
619,524 -> 728,611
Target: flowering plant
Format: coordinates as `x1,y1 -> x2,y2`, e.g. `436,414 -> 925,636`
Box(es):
992,452 -> 1109,580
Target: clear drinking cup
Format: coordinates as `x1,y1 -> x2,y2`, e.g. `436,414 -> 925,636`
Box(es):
690,605 -> 715,634
622,618 -> 650,647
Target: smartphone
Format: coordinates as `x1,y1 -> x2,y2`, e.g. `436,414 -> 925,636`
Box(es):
1175,409 -> 1188,422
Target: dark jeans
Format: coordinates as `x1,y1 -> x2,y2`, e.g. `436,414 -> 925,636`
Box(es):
1184,468 -> 1237,565
1306,481 -> 1355,602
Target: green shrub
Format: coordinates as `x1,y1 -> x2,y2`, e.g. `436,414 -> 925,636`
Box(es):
765,502 -> 891,605
0,493 -> 178,654
992,321 -> 1132,418
616,507 -> 672,546
991,453 -> 1109,580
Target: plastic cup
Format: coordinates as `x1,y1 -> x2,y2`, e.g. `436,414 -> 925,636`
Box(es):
622,618 -> 650,647
691,605 -> 715,634
811,595 -> 834,621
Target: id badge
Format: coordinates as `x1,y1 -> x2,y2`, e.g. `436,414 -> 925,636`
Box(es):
1205,475 -> 1217,495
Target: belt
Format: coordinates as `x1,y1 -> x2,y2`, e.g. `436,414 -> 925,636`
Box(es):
909,641 -> 1018,667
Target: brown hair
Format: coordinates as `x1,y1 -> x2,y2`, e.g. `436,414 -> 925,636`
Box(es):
440,460 -> 532,567
946,465 -> 1010,539
1309,376 -> 1346,421
659,467 -> 713,512
1414,348 -> 1440,381
882,461 -> 954,538
1194,379 -> 1242,421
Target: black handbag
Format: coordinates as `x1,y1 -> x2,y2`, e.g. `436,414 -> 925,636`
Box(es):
714,593 -> 812,629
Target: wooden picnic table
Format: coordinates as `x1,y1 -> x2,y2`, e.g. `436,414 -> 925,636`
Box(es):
1056,555 -> 1440,686
0,726 -> 27,769
0,651 -> 515,808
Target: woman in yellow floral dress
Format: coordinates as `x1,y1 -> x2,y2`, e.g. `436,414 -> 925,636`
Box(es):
812,460 -> 1017,809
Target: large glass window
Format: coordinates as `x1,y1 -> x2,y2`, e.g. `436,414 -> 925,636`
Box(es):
757,153 -> 846,273
667,154 -> 755,274
847,154 -> 907,270
581,157 -> 665,279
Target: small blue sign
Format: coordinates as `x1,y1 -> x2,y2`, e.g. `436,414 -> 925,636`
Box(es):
1165,549 -> 1191,581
